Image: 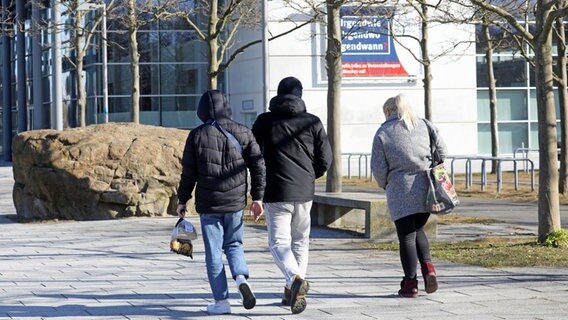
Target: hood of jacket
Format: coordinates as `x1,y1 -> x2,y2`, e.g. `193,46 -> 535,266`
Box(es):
268,94 -> 307,117
197,90 -> 232,123
277,76 -> 303,98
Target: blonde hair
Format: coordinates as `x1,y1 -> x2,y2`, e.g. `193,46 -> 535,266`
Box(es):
383,94 -> 418,130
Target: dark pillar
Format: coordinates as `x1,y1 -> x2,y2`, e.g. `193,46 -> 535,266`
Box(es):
16,0 -> 28,132
2,0 -> 14,161
32,1 -> 45,129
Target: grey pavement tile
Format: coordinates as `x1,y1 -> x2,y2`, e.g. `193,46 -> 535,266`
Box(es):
40,317 -> 130,320
2,168 -> 568,320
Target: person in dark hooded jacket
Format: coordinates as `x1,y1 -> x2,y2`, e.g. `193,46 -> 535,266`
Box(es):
252,76 -> 332,314
176,90 -> 266,315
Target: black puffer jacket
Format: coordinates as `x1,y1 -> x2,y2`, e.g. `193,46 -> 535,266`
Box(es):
252,94 -> 332,202
177,90 -> 265,213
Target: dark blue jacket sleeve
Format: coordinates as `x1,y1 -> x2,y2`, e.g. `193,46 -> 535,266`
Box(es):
177,132 -> 198,204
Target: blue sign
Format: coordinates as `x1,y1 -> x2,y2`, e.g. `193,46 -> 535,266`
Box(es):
340,7 -> 411,77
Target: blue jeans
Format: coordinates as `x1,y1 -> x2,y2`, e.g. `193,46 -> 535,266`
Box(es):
200,211 -> 249,301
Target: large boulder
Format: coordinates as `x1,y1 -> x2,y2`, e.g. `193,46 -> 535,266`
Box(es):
12,123 -> 193,220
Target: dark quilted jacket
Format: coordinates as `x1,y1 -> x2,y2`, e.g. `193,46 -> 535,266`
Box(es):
177,90 -> 266,213
252,94 -> 332,202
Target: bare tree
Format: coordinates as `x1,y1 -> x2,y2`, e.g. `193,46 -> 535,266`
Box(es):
420,1 -> 433,120
172,0 -> 319,91
110,0 -> 178,124
469,0 -> 567,242
389,0 -> 434,120
325,0 -> 344,192
0,1 -> 15,36
383,0 -> 469,121
481,16 -> 499,174
289,0 -> 378,192
69,0 -> 109,127
172,0 -> 261,89
126,0 -> 141,124
34,0 -> 114,127
554,11 -> 568,193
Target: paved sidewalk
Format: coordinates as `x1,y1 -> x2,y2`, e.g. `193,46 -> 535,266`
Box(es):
1,167 -> 568,319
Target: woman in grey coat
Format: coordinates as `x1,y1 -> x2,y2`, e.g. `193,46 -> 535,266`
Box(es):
371,94 -> 447,298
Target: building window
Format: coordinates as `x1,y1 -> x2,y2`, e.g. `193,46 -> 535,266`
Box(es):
475,21 -> 563,155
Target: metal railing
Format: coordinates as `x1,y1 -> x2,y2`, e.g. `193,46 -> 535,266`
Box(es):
342,153 -> 536,192
513,147 -> 540,172
447,155 -> 535,192
343,153 -> 371,178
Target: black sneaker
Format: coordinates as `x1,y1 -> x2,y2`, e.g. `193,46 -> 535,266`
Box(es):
290,276 -> 309,314
238,281 -> 256,310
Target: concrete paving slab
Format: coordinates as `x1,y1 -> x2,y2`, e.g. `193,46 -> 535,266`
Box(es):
1,166 -> 568,319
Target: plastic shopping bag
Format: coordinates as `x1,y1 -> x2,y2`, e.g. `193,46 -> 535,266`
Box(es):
170,218 -> 198,259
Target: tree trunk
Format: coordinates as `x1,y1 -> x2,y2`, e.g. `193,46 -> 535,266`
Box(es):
555,17 -> 568,193
421,2 -> 432,121
207,0 -> 219,90
128,0 -> 140,123
325,0 -> 342,193
535,0 -> 561,242
76,52 -> 86,127
74,16 -> 87,127
483,18 -> 499,174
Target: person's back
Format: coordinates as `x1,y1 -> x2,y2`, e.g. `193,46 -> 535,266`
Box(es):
252,79 -> 331,202
252,76 -> 331,314
177,91 -> 265,212
371,93 -> 445,299
176,90 -> 265,315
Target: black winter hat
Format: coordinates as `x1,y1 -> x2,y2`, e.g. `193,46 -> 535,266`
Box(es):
277,76 -> 303,98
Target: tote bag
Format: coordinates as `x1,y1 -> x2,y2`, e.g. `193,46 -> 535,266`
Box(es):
424,120 -> 459,214
426,163 -> 459,214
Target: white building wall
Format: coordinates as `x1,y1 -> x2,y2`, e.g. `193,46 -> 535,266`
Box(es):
230,1 -> 481,173
227,28 -> 265,127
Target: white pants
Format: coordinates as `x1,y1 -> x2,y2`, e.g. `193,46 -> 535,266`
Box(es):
265,201 -> 312,288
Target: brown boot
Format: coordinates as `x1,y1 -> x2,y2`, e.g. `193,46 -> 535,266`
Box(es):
421,261 -> 438,294
398,277 -> 418,298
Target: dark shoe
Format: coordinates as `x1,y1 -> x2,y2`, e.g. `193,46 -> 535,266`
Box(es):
282,287 -> 291,306
238,280 -> 256,310
421,261 -> 438,294
290,276 -> 310,314
398,277 -> 419,298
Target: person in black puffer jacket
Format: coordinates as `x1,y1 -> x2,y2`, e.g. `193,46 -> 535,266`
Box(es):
252,76 -> 332,314
176,90 -> 265,315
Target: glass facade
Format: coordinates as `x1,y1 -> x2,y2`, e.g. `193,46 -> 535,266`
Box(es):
92,16 -> 211,128
475,22 -> 564,154
0,1 -> 214,143
3,3 -> 563,161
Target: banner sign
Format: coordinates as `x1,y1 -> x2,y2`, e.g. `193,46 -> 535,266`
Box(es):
340,6 -> 420,78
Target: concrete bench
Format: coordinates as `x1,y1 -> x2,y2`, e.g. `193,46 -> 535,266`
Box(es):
311,192 -> 437,240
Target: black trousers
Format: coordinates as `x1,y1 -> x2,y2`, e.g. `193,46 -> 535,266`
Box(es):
394,212 -> 432,279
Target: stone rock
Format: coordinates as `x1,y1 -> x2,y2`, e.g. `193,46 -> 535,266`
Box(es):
12,123 -> 195,220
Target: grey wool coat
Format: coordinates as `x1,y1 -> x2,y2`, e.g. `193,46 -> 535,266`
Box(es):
371,115 -> 447,222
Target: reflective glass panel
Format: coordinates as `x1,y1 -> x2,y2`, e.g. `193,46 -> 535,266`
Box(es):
478,123 -> 528,154
108,31 -> 130,62
107,64 -> 132,96
529,89 -> 560,120
476,56 -> 527,87
160,63 -> 208,95
477,89 -> 527,121
159,32 -> 205,63
140,64 -> 160,95
475,23 -> 524,55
